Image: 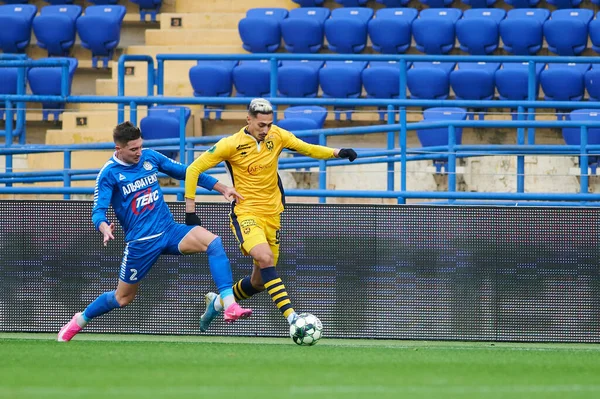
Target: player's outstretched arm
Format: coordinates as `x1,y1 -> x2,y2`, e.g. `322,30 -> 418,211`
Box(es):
280,129 -> 357,162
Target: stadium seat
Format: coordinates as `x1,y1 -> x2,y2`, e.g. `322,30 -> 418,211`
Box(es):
86,0 -> 119,4
546,0 -> 582,8
500,9 -> 550,55
129,0 -> 162,22
334,0 -> 369,5
456,9 -> 506,55
495,62 -> 545,119
587,12 -> 600,54
504,0 -> 540,7
44,1 -> 76,4
281,7 -> 330,53
0,4 -> 36,53
461,0 -> 496,7
325,8 -> 374,53
233,60 -> 278,98
277,118 -> 320,146
238,8 -> 288,53
140,105 -> 191,161
27,57 -> 78,121
419,0 -> 454,7
376,0 -> 411,6
293,0 -> 325,5
188,60 -> 238,120
541,63 -> 590,119
280,106 -> 328,149
450,62 -> 499,119
412,8 -> 462,54
407,62 -> 455,99
584,66 -> 600,101
76,5 -> 126,68
284,106 -> 328,128
368,8 -> 418,54
319,61 -> 367,120
1,0 -> 29,3
562,109 -> 600,173
544,9 -> 593,56
33,5 -> 82,57
278,60 -> 324,98
363,61 -> 409,121
417,107 -> 467,173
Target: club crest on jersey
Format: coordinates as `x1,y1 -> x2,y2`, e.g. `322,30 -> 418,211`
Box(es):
265,140 -> 274,151
143,161 -> 152,171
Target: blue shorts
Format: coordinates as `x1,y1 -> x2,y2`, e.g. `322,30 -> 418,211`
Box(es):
119,223 -> 195,284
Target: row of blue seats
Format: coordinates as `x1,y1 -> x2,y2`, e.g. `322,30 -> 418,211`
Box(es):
0,4 -> 126,68
188,60 -> 600,120
0,57 -> 77,121
0,0 -> 160,19
295,0 -> 596,8
240,8 -> 600,56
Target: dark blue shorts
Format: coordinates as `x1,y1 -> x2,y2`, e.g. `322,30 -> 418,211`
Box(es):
119,223 -> 195,284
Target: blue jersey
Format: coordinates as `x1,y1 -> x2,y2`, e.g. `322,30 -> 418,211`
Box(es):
92,149 -> 217,242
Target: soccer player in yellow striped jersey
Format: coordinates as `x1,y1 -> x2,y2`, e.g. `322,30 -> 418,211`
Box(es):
185,98 -> 357,330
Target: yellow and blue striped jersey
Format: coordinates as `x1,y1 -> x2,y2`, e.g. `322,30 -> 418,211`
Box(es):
185,125 -> 335,216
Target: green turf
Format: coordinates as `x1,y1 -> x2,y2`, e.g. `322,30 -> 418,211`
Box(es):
1,334 -> 599,399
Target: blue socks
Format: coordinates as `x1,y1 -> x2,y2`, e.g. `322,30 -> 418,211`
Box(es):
83,290 -> 121,321
206,237 -> 234,298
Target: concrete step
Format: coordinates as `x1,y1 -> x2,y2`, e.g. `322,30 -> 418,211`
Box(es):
145,28 -> 240,46
174,0 -> 297,13
160,12 -> 244,30
125,44 -> 245,57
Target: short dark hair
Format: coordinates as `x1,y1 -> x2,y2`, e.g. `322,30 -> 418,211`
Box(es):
113,121 -> 141,145
248,98 -> 273,118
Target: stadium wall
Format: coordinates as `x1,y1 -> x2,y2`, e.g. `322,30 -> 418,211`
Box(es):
0,201 -> 598,343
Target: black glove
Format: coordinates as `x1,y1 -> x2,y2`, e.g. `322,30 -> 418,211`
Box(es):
185,212 -> 202,226
338,148 -> 357,162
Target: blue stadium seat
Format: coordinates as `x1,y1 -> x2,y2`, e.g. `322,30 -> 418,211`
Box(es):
541,63 -> 590,119
461,0 -> 496,7
544,9 -> 593,56
334,0 -> 369,5
562,109 -> 600,172
413,8 -> 462,54
86,0 -> 118,4
325,8 -> 374,53
363,61 -> 409,121
188,60 -> 238,120
504,0 -> 540,7
1,0 -> 29,3
281,7 -> 330,53
495,62 -> 545,100
129,0 -> 162,22
140,106 -> 191,161
277,118 -> 320,145
546,0 -> 582,8
293,0 -> 325,5
278,60 -> 324,98
76,5 -> 126,68
319,61 -> 367,120
279,107 -> 327,149
587,12 -> 600,54
44,1 -> 75,4
417,107 -> 467,173
27,57 -> 77,121
451,62 -> 499,119
368,8 -> 418,54
238,8 -> 288,53
283,106 -> 328,128
33,5 -> 82,57
0,4 -> 36,53
376,0 -> 410,5
584,66 -> 600,101
419,0 -> 454,7
500,8 -> 550,55
456,9 -> 506,55
233,60 -> 278,98
407,63 -> 455,99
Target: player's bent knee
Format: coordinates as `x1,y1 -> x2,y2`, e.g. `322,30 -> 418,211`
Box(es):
180,226 -> 216,254
254,252 -> 275,268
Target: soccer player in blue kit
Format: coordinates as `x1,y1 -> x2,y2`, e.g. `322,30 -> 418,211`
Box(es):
57,122 -> 252,341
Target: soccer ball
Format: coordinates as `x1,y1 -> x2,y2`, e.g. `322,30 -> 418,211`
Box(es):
289,313 -> 323,346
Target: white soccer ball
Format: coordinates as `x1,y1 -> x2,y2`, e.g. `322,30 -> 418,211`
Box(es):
289,313 -> 323,346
